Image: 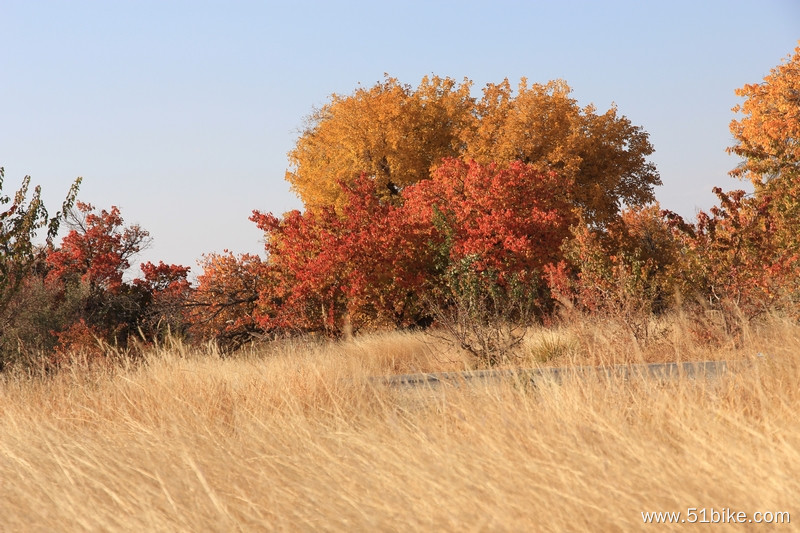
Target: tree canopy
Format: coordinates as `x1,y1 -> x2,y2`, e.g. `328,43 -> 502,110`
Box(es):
286,76 -> 474,211
727,44 -> 800,270
464,79 -> 660,225
286,76 -> 660,225
661,43 -> 800,322
728,43 -> 800,188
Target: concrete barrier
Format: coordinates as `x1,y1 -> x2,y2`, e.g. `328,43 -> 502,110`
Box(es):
376,360 -> 732,389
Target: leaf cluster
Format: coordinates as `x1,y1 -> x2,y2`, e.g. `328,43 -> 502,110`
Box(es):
287,76 -> 660,226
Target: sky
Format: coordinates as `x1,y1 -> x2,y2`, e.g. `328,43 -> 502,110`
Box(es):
2,1 -> 799,278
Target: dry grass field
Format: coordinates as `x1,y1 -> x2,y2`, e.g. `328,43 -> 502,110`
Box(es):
1,315 -> 799,531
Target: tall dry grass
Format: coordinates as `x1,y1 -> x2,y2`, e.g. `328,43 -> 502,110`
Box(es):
1,318 -> 799,531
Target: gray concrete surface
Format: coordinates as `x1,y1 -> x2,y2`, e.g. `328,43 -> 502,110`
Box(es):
376,360 -> 733,389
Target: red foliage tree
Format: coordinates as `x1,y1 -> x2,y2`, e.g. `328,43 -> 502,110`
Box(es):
666,188 -> 800,321
51,318 -> 106,366
251,176 -> 436,335
133,261 -> 192,339
46,202 -> 151,293
546,205 -> 683,340
41,202 -> 199,355
248,159 -> 576,338
188,252 -> 271,349
402,158 -> 575,283
135,261 -> 191,294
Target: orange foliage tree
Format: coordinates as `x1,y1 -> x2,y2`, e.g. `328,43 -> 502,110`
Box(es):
728,43 -> 800,273
188,252 -> 271,349
463,79 -> 659,225
286,76 -> 474,211
664,44 -> 800,322
728,44 -> 800,188
547,205 -> 683,340
287,76 -> 659,225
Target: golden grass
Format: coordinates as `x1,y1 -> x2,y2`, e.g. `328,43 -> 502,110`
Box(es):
1,319 -> 799,531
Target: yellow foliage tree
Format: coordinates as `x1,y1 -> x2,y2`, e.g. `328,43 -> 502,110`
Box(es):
286,76 -> 474,211
463,78 -> 660,225
287,75 -> 660,225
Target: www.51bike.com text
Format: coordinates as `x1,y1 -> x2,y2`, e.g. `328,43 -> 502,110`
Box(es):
642,508 -> 790,524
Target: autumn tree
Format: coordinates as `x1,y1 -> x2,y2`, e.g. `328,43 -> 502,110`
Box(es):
0,185 -> 198,368
286,76 -> 659,226
547,205 -> 683,341
46,202 -> 152,294
727,43 -> 800,263
403,159 -> 576,363
188,252 -> 271,350
45,202 -> 155,351
464,78 -> 660,225
0,169 -> 80,368
252,176 -> 436,336
286,76 -> 474,210
403,158 -> 575,284
661,44 -> 800,326
728,43 -> 800,187
663,186 -> 800,330
721,43 -> 800,316
249,159 -> 576,358
133,261 -> 192,339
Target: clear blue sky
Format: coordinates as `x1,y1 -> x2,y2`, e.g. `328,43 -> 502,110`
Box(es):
2,1 -> 798,276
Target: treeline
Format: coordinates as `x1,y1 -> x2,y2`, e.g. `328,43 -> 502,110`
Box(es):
2,44 -> 798,370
